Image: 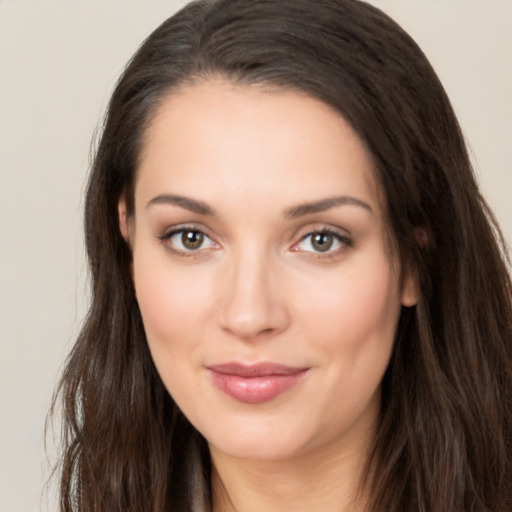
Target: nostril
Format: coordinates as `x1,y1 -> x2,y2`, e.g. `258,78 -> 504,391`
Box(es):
217,256 -> 290,340
218,295 -> 289,340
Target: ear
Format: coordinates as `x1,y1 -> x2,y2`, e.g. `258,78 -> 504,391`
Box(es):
401,227 -> 428,307
401,265 -> 420,307
118,197 -> 135,282
118,196 -> 131,242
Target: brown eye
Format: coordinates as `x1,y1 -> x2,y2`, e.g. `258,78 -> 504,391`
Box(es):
311,233 -> 334,252
181,230 -> 204,250
293,229 -> 351,256
158,227 -> 217,254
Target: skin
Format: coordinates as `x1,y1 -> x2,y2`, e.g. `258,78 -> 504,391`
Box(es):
120,80 -> 417,512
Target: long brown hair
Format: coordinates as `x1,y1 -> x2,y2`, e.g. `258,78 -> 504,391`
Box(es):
51,0 -> 512,510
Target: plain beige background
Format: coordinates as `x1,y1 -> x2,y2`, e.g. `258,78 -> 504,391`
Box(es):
0,1 -> 510,510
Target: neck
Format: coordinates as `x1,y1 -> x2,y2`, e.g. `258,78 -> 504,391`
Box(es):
210,427 -> 374,512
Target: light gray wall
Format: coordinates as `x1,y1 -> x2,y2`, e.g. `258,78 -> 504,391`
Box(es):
0,1 -> 510,510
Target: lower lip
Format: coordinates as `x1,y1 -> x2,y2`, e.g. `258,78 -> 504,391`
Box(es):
209,370 -> 307,404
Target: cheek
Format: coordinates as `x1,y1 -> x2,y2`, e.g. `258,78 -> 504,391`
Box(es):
298,264 -> 400,341
291,250 -> 402,387
290,257 -> 401,430
132,253 -> 219,408
132,248 -> 215,358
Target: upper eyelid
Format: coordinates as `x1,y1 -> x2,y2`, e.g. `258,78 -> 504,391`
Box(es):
299,227 -> 349,240
295,230 -> 351,248
159,223 -> 214,239
156,226 -> 217,249
291,223 -> 351,242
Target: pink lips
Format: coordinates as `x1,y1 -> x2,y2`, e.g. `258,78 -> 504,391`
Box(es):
207,362 -> 308,404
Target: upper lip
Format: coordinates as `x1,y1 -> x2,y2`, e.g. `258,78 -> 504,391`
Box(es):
207,362 -> 307,377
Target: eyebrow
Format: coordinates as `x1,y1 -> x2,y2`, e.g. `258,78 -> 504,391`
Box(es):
145,193 -> 372,218
145,194 -> 215,215
284,196 -> 373,218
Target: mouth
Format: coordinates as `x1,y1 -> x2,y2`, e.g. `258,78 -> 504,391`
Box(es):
206,362 -> 309,404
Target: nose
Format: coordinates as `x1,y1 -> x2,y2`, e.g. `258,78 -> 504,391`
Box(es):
218,248 -> 290,340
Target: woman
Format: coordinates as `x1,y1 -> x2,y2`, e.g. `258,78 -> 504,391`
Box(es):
52,0 -> 512,510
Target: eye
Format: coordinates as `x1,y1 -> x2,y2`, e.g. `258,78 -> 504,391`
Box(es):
158,227 -> 218,253
293,229 -> 350,255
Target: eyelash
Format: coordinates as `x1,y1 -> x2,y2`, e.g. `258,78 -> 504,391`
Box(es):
157,226 -> 218,257
292,228 -> 352,258
156,226 -> 352,259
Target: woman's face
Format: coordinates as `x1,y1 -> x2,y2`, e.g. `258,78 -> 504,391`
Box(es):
123,80 -> 416,462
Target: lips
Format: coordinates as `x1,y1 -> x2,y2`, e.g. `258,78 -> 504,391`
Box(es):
207,362 -> 308,404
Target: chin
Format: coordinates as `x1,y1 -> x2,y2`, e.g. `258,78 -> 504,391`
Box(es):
210,435 -> 304,462
191,412 -> 295,460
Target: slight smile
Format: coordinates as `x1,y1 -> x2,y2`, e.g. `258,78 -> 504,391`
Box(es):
207,363 -> 310,404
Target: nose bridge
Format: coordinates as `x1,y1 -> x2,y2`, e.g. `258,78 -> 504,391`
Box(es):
219,242 -> 288,339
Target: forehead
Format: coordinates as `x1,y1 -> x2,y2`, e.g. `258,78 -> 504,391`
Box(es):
135,80 -> 383,216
